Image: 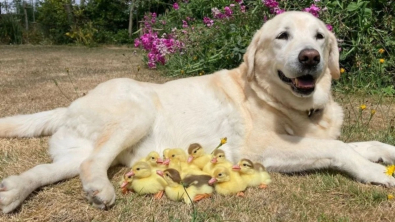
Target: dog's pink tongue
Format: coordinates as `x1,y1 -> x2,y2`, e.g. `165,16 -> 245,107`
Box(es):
292,78 -> 315,89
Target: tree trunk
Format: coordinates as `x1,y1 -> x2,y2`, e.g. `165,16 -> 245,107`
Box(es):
128,0 -> 135,38
64,1 -> 74,25
23,2 -> 28,31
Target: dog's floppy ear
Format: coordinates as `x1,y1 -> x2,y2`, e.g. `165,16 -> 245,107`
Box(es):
243,29 -> 261,81
328,31 -> 340,80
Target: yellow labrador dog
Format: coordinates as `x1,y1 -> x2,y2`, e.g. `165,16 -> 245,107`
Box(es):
1,11 -> 395,213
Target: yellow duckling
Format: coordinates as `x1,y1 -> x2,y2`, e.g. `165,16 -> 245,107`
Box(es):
187,143 -> 212,170
157,168 -> 213,204
209,166 -> 247,196
128,161 -> 167,199
232,159 -> 271,189
119,170 -> 134,194
163,148 -> 204,177
253,162 -> 272,188
203,149 -> 233,174
139,151 -> 165,170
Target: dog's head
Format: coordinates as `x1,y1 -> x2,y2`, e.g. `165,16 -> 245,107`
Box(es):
243,11 -> 340,109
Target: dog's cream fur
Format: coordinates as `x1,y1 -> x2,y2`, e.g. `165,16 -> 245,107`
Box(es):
1,12 -> 395,213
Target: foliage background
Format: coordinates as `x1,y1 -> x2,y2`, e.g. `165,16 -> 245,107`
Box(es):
0,0 -> 394,94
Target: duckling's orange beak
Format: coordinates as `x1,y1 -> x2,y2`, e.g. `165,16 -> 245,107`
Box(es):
156,170 -> 164,177
232,165 -> 241,171
125,171 -> 135,177
120,181 -> 129,188
211,157 -> 218,163
163,158 -> 170,165
187,156 -> 194,163
208,177 -> 217,185
156,158 -> 163,164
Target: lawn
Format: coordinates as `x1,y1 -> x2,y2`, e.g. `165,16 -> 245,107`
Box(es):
0,45 -> 394,222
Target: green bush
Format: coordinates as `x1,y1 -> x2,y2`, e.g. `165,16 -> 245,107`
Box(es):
0,14 -> 23,44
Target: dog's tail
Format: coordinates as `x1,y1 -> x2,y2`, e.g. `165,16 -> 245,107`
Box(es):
0,108 -> 67,138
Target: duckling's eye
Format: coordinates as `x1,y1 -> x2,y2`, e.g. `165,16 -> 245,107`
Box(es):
243,164 -> 247,167
151,157 -> 155,160
171,154 -> 175,157
136,168 -> 140,171
218,173 -> 222,176
128,175 -> 132,178
219,155 -> 223,158
193,150 -> 197,154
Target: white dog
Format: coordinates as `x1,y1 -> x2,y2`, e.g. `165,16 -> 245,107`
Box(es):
1,11 -> 395,213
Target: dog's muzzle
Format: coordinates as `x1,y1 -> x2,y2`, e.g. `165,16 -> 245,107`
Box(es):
278,71 -> 316,96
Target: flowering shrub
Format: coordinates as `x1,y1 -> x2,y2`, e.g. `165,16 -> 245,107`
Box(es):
134,0 -> 394,94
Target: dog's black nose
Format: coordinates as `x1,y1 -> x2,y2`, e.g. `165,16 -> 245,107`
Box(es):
298,49 -> 320,67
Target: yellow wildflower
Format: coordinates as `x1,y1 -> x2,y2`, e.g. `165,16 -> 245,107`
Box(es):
180,70 -> 185,75
340,68 -> 345,74
378,48 -> 385,54
370,109 -> 376,115
220,137 -> 227,145
385,165 -> 395,176
388,194 -> 394,200
193,56 -> 197,60
379,59 -> 385,64
359,104 -> 366,110
211,137 -> 228,154
65,32 -> 70,36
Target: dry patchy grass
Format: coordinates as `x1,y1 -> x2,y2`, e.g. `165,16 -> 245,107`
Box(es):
0,45 -> 395,222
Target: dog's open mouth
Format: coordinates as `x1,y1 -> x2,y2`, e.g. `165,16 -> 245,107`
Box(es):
278,70 -> 316,95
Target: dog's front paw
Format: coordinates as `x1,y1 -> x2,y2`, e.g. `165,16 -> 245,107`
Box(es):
83,179 -> 116,210
0,175 -> 33,213
356,163 -> 395,187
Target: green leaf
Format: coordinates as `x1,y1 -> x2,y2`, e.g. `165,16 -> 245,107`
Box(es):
346,2 -> 359,12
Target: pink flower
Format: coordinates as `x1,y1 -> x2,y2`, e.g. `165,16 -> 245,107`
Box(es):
303,4 -> 320,17
262,0 -> 278,8
224,6 -> 233,17
182,20 -> 188,28
203,17 -> 214,27
240,5 -> 246,13
274,8 -> 285,14
235,0 -> 243,4
326,24 -> 333,32
134,38 -> 141,47
173,3 -> 179,10
212,7 -> 225,19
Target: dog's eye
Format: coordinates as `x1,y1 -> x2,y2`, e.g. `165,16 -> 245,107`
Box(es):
276,32 -> 289,40
316,33 -> 324,40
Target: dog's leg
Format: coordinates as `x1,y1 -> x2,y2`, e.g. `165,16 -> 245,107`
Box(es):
247,134 -> 395,187
79,113 -> 155,210
0,127 -> 91,213
0,160 -> 80,213
348,141 -> 395,164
